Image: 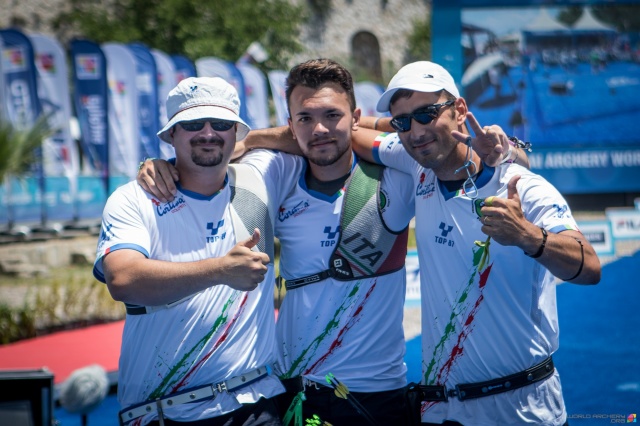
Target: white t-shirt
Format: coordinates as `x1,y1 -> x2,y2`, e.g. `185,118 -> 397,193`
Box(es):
93,150 -> 299,424
274,156 -> 415,392
375,133 -> 579,425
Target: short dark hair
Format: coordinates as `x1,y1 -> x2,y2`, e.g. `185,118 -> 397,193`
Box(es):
285,59 -> 356,115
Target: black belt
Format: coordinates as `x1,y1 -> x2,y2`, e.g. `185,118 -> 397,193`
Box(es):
125,296 -> 191,315
281,376 -> 328,394
284,270 -> 334,290
414,357 -> 555,402
119,366 -> 270,425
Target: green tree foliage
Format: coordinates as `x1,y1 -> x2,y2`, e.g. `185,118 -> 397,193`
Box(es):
557,6 -> 583,27
557,5 -> 640,32
591,4 -> 640,32
406,16 -> 431,63
53,0 -> 305,70
0,115 -> 52,184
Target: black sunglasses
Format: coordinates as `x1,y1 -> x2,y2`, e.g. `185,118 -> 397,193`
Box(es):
178,120 -> 235,132
390,100 -> 455,133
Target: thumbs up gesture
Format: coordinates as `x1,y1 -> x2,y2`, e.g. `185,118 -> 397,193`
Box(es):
219,228 -> 271,291
478,176 -> 532,247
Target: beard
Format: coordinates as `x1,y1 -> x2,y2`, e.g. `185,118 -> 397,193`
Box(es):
190,136 -> 225,167
305,139 -> 351,167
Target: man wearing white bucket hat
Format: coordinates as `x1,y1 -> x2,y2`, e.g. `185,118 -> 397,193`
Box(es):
94,76 -> 301,426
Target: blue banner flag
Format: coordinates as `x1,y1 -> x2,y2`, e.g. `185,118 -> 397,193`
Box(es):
128,43 -> 160,161
0,28 -> 45,229
195,57 -> 249,126
172,54 -> 196,83
0,28 -> 42,130
69,39 -> 109,182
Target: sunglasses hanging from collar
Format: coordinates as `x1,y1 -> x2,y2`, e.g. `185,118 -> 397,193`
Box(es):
454,137 -> 479,199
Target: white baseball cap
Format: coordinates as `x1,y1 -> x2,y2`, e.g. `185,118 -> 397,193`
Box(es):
157,76 -> 250,143
376,61 -> 460,113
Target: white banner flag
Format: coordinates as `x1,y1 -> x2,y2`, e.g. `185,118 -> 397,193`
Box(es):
236,63 -> 270,130
103,42 -> 140,179
30,33 -> 79,179
152,49 -> 177,160
267,70 -> 289,126
355,81 -> 386,118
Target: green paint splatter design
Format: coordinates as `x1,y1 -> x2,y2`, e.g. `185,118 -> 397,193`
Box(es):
280,284 -> 361,378
423,237 -> 492,385
147,292 -> 240,399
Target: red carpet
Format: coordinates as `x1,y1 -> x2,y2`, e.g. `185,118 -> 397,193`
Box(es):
0,320 -> 123,384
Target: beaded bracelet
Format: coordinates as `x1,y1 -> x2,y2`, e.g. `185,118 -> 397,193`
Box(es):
508,136 -> 532,152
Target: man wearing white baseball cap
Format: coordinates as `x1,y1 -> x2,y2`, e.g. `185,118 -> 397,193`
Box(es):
94,76 -> 301,426
352,61 -> 601,425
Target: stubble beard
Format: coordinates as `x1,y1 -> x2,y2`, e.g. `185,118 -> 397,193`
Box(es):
305,139 -> 350,167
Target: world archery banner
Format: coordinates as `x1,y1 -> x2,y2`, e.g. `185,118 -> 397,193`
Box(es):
70,39 -> 109,180
128,43 -> 160,161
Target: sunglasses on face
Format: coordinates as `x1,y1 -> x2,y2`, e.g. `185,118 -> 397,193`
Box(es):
177,120 -> 235,132
390,100 -> 455,133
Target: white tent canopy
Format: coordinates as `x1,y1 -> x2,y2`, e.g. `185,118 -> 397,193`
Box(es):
523,8 -> 570,33
572,7 -> 616,32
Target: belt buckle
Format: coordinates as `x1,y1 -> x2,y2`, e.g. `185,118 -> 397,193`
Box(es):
216,381 -> 227,393
449,385 -> 467,401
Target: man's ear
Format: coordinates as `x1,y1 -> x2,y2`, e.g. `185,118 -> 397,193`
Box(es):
352,107 -> 361,131
454,97 -> 469,127
287,117 -> 297,140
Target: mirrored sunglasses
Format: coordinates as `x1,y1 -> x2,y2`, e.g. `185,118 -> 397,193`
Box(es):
390,100 -> 455,133
178,120 -> 235,132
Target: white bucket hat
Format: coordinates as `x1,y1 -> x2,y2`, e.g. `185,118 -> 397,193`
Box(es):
376,61 -> 460,113
157,76 -> 250,143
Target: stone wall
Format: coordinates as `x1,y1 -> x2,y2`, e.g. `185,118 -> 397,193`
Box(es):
0,235 -> 97,277
292,0 -> 430,81
0,0 -> 68,36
